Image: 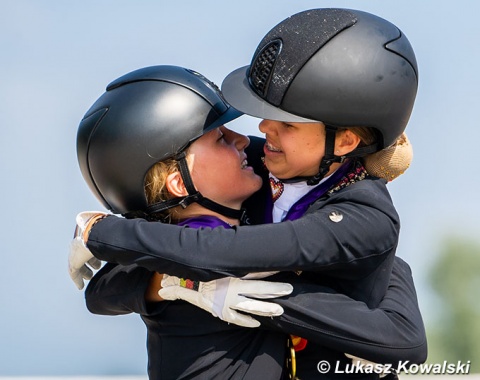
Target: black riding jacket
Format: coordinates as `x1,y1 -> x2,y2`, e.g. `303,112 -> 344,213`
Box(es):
87,137 -> 427,378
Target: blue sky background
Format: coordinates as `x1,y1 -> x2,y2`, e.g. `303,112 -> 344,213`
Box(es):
1,0 -> 479,376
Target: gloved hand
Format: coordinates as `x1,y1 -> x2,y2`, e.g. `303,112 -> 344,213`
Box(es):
68,211 -> 107,290
241,271 -> 279,279
159,274 -> 293,328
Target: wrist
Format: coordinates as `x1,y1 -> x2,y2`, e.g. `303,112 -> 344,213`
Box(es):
83,214 -> 107,243
146,273 -> 164,302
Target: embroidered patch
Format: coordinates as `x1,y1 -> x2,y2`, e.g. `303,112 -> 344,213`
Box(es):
179,278 -> 199,291
270,177 -> 284,203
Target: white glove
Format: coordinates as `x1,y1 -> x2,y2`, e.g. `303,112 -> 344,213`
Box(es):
159,274 -> 293,328
241,271 -> 279,279
68,211 -> 107,290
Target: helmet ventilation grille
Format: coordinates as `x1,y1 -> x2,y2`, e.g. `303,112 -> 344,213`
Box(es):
249,40 -> 281,97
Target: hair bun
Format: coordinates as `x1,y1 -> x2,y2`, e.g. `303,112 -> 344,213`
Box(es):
363,133 -> 413,181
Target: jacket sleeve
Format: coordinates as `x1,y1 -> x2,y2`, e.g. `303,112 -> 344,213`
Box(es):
256,256 -> 427,365
87,181 -> 398,282
85,262 -> 166,316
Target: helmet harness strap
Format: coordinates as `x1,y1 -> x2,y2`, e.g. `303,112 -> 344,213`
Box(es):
307,125 -> 344,185
145,151 -> 246,222
284,126 -> 379,186
275,125 -> 343,186
281,126 -> 345,186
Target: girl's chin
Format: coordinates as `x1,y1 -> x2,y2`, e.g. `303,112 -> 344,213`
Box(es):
263,160 -> 282,176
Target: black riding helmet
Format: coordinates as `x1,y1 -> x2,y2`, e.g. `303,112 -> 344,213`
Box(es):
222,8 -> 418,185
77,65 -> 243,219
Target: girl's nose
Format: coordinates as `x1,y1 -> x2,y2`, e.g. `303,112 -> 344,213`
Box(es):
233,130 -> 250,150
259,119 -> 277,134
223,126 -> 250,150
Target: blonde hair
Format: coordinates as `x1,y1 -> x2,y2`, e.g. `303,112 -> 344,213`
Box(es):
144,157 -> 182,221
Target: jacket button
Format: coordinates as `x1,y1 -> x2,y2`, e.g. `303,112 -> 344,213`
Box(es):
328,211 -> 343,222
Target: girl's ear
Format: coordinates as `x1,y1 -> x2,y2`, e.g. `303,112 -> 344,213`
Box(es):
165,171 -> 188,197
335,129 -> 361,156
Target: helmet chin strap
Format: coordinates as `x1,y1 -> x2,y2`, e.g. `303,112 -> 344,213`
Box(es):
307,125 -> 345,186
281,125 -> 379,186
145,152 -> 246,222
279,126 -> 345,186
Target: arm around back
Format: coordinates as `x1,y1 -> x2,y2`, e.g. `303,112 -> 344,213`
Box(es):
258,256 -> 427,365
87,180 -> 398,281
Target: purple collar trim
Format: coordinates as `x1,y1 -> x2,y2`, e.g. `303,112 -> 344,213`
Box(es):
177,215 -> 232,229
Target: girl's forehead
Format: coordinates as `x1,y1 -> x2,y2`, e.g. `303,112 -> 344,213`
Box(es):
271,120 -> 324,128
293,121 -> 324,128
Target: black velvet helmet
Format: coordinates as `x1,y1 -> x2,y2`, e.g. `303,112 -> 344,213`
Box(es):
222,8 -> 418,185
77,65 -> 242,216
222,8 -> 418,152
